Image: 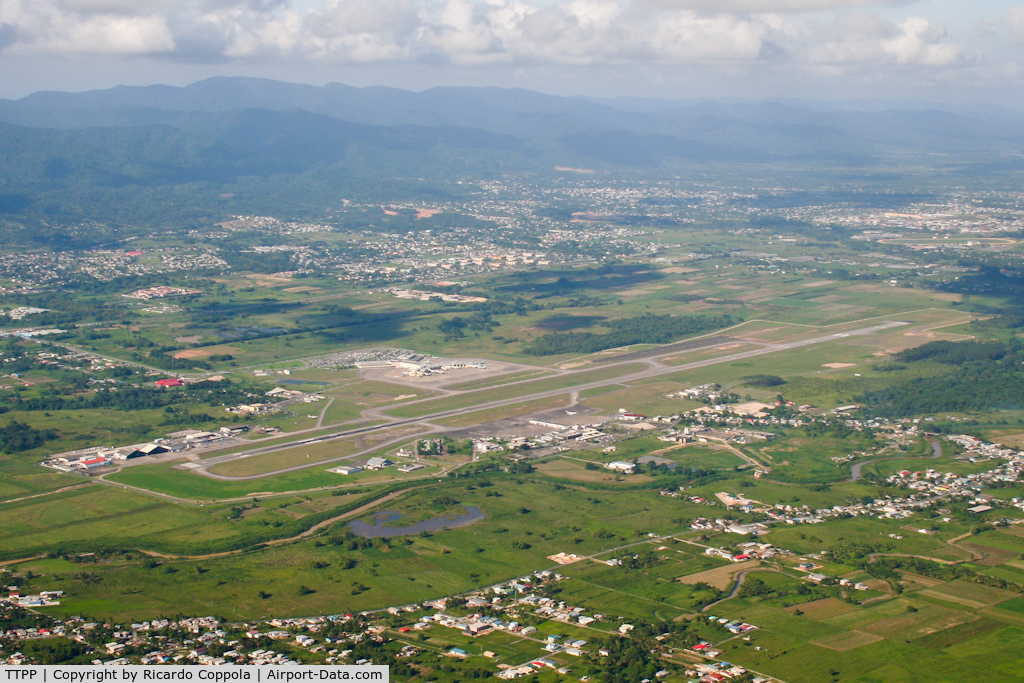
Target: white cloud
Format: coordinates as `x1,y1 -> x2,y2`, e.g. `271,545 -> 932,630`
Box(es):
638,0 -> 913,11
0,0 -> 175,54
807,13 -> 972,69
1008,7 -> 1024,44
0,0 -> 982,78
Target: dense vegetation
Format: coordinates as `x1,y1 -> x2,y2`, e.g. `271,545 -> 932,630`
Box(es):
0,419 -> 58,453
859,340 -> 1024,417
740,374 -> 786,387
522,314 -> 736,356
0,381 -> 259,416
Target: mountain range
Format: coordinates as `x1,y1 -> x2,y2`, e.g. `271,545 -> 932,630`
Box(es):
0,77 -> 1022,242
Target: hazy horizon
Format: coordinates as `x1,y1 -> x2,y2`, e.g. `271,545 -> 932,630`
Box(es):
3,0 -> 1024,104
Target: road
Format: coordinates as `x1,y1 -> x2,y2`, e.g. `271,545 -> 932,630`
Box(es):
849,435 -> 942,482
185,320 -> 908,480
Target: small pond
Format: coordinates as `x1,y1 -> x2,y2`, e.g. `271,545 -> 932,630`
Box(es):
349,505 -> 485,538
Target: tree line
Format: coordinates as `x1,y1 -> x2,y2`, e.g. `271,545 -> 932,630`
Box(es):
522,313 -> 736,356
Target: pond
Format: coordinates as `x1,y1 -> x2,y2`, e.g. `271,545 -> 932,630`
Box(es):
349,505 -> 485,538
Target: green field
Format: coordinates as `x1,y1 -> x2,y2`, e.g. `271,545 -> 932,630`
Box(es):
5,207 -> 1024,681
8,475 -> 724,620
385,363 -> 647,418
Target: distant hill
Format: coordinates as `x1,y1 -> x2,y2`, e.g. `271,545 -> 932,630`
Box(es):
0,77 -> 1023,243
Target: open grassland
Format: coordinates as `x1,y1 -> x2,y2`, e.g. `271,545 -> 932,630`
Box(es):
741,430 -> 882,484
534,458 -> 658,484
11,476 -> 725,621
206,423 -> 430,477
106,456 -> 400,500
0,484 -> 334,559
551,551 -> 727,619
581,382 -> 699,416
385,363 -> 647,418
0,452 -> 84,503
447,369 -> 555,391
633,309 -> 973,398
432,395 -> 569,428
1,406 -> 231,460
318,380 -> 436,423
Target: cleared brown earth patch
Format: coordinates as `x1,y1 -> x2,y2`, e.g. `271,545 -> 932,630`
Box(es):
173,346 -> 241,359
862,578 -> 891,591
535,458 -> 655,485
989,432 -> 1024,449
677,561 -> 760,590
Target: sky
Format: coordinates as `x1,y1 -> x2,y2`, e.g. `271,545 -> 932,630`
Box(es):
2,0 -> 1024,104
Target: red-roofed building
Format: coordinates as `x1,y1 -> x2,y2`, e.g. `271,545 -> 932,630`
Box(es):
156,378 -> 184,388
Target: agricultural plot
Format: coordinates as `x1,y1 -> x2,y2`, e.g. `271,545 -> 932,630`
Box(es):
811,630 -> 884,652
707,590 -> 1024,683
677,561 -> 755,590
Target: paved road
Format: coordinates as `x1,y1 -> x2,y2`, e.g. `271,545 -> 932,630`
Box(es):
849,435 -> 942,482
188,320 -> 908,481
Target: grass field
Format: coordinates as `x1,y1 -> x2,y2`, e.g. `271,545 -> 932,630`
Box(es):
106,450 -> 412,500
385,363 -> 647,418
447,369 -> 555,391
206,423 -> 429,477
7,253 -> 1024,679
8,475 -> 726,621
534,458 -> 658,484
318,380 -> 435,424
433,395 -> 570,428
0,452 -> 83,503
582,382 -> 700,416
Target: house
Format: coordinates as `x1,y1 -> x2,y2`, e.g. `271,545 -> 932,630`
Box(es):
156,378 -> 184,388
78,456 -> 109,469
365,457 -> 393,470
606,461 -> 636,473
